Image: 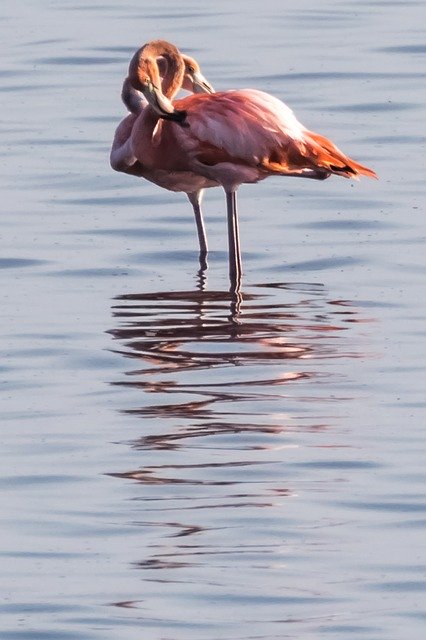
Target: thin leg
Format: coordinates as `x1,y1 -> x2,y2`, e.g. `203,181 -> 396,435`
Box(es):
225,190 -> 242,293
187,190 -> 208,269
196,266 -> 207,292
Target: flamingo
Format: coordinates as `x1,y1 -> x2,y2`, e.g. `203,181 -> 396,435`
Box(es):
113,40 -> 377,290
110,44 -> 217,263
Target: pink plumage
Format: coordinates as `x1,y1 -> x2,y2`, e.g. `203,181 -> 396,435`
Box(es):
111,40 -> 377,289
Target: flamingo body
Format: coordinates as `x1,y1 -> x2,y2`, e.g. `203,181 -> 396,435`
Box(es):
131,88 -> 376,190
111,40 -> 377,289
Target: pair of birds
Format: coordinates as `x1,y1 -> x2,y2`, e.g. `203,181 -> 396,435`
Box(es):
110,40 -> 376,289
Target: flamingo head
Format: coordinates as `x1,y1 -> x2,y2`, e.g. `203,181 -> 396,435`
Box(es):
182,55 -> 214,94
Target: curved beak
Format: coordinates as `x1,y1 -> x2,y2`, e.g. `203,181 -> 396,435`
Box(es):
145,82 -> 175,115
145,83 -> 186,123
192,71 -> 214,94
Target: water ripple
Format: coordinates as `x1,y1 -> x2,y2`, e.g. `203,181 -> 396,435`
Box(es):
0,258 -> 46,269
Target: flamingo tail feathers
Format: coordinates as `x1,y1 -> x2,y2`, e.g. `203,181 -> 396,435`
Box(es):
260,131 -> 377,180
302,130 -> 378,179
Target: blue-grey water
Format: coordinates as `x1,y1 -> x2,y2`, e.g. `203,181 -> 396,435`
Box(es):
1,1 -> 425,639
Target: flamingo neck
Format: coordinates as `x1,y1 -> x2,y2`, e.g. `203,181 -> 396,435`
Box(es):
128,39 -> 184,99
121,77 -> 147,114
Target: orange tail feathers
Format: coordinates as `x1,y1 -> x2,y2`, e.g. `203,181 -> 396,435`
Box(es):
304,130 -> 378,180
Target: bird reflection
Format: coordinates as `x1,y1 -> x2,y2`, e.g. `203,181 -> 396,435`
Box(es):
109,280 -> 364,444
108,280 -> 368,581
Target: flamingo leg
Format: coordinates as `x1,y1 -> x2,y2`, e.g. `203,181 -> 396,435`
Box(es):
187,190 -> 208,268
225,190 -> 242,292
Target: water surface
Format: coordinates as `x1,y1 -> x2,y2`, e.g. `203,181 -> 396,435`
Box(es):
1,1 -> 425,639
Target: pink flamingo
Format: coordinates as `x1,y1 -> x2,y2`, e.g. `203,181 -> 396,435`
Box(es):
110,43 -> 216,263
113,40 -> 377,289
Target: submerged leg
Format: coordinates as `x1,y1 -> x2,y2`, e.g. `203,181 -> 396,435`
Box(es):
225,190 -> 242,293
187,190 -> 208,269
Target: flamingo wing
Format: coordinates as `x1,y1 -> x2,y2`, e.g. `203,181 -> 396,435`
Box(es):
174,90 -> 304,165
173,89 -> 376,180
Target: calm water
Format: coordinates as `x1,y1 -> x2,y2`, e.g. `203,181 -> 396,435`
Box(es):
1,1 -> 425,638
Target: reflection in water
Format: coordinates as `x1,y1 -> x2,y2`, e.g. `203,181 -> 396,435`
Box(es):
108,279 -> 364,458
108,281 -> 369,625
110,282 -> 357,372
